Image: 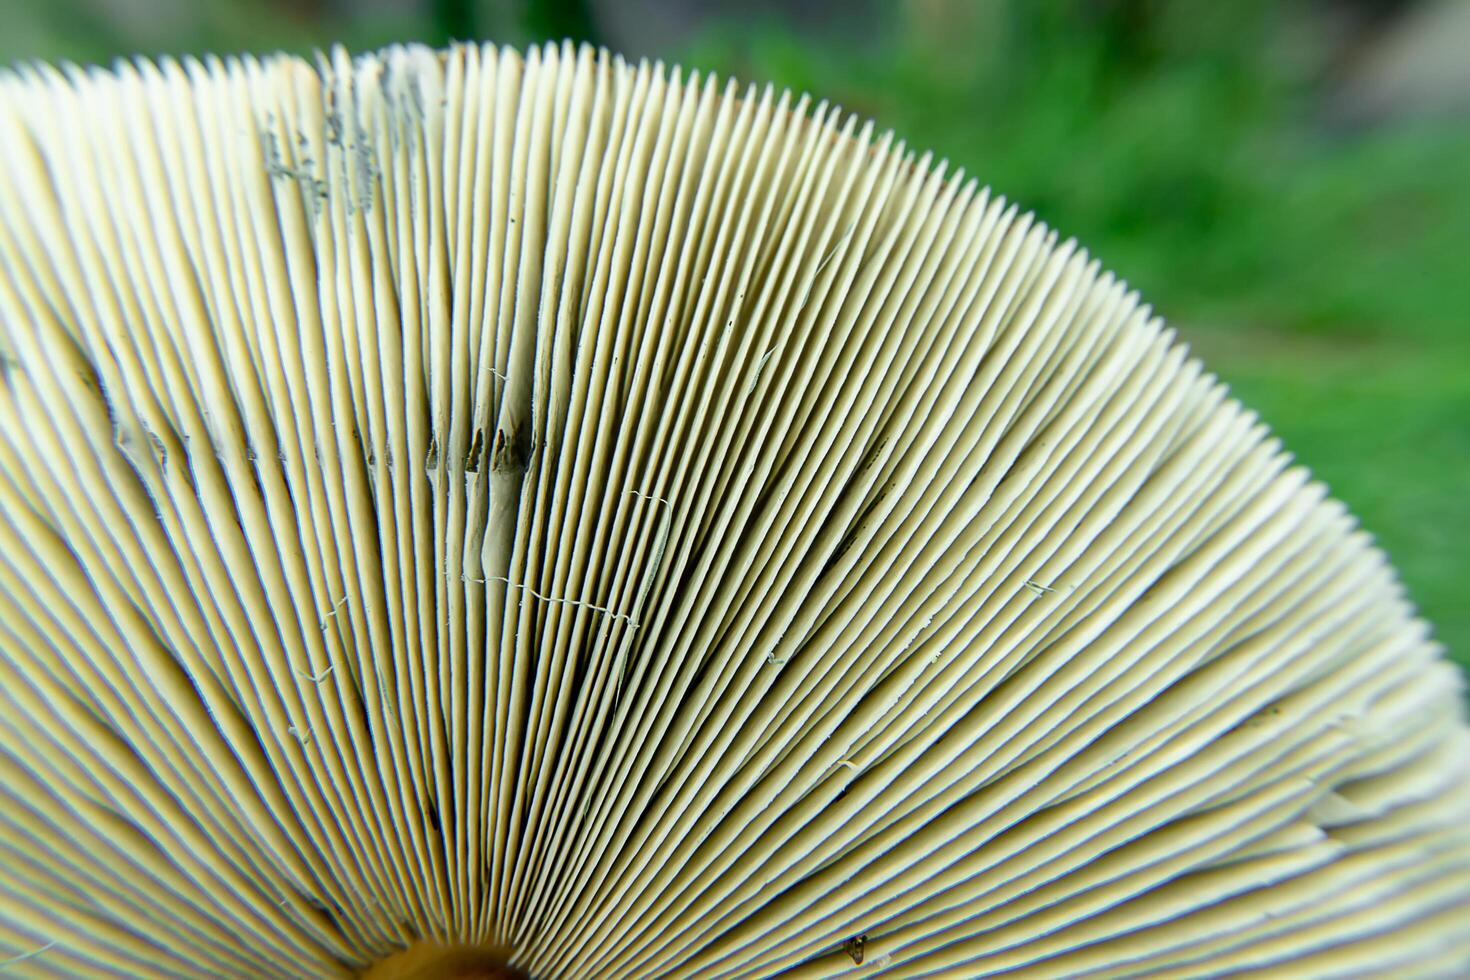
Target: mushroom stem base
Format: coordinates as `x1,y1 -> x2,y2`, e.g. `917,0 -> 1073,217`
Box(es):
360,941 -> 527,980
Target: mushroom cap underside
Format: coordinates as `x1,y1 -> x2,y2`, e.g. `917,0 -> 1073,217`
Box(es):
0,41 -> 1467,979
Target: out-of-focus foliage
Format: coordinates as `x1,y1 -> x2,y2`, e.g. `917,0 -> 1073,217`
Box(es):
3,0 -> 1467,670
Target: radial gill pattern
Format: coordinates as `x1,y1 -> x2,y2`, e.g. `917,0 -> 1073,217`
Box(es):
0,40 -> 1467,980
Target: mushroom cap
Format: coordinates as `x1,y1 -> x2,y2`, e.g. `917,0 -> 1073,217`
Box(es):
0,41 -> 1467,979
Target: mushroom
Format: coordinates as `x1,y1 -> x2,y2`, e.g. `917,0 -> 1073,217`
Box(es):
0,40 -> 1466,979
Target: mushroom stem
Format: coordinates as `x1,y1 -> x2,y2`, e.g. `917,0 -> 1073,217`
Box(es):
360,942 -> 526,980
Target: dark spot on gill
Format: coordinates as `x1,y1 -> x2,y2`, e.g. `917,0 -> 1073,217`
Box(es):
824,533 -> 856,576
176,438 -> 198,497
465,429 -> 485,472
280,464 -> 296,513
325,106 -> 343,147
488,425 -> 531,473
358,688 -> 372,743
490,428 -> 510,473
144,425 -> 168,469
74,358 -> 102,396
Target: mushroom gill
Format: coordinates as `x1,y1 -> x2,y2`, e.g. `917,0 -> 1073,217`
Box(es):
0,41 -> 1467,979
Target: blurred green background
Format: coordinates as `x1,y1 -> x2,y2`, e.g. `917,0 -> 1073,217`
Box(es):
4,0 -> 1467,672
